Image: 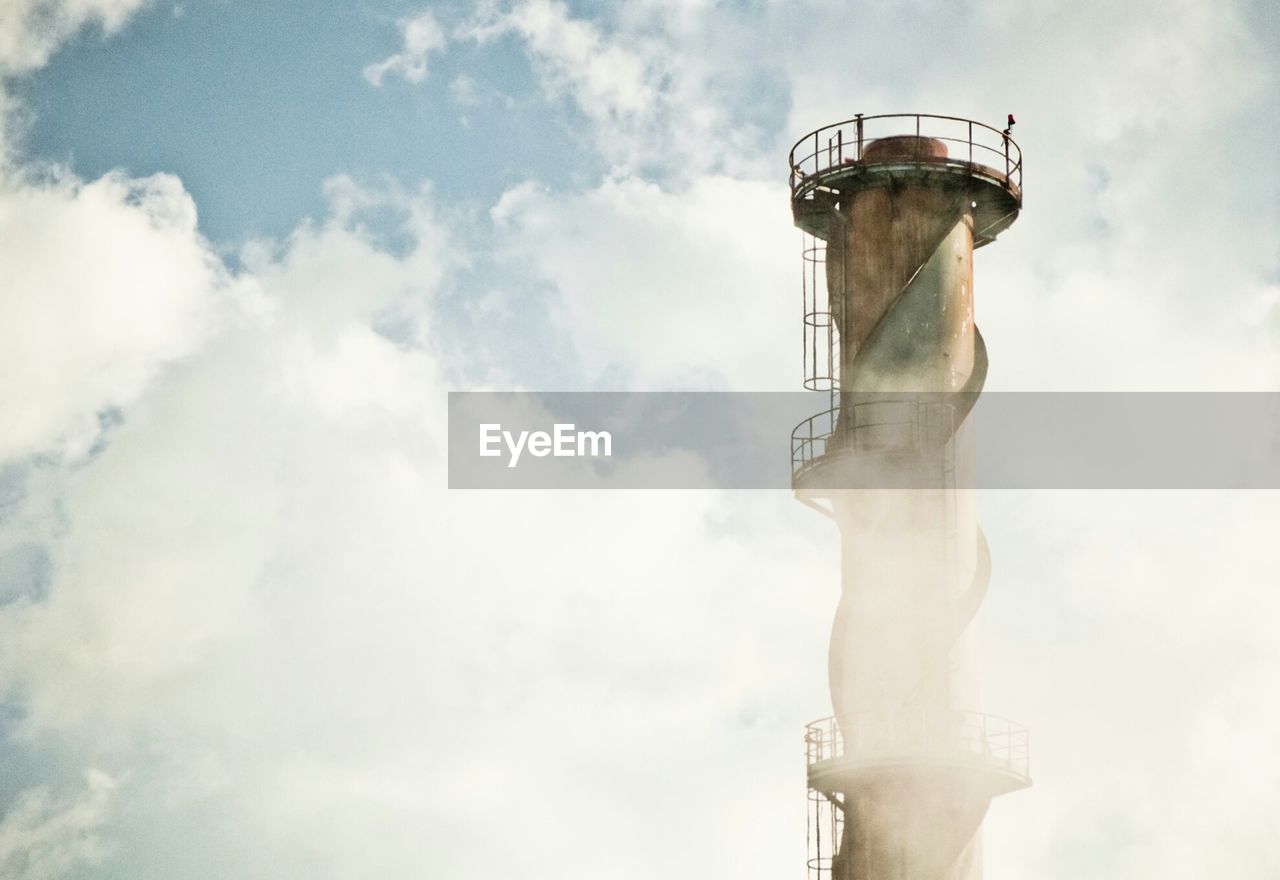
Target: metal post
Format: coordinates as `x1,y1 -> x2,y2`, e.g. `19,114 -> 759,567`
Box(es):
814,782 -> 821,880
968,120 -> 973,164
855,113 -> 863,160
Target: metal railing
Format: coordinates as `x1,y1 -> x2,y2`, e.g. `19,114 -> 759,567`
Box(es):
791,399 -> 956,484
803,710 -> 1028,880
804,710 -> 1030,780
788,113 -> 1022,200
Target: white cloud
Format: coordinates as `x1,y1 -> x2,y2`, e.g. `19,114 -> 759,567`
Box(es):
447,72 -> 483,107
0,0 -> 151,74
475,0 -> 652,117
0,1 -> 208,464
0,174 -> 836,878
490,173 -> 796,388
460,0 -> 773,177
0,770 -> 115,880
0,167 -> 221,462
979,491 -> 1280,879
362,11 -> 447,87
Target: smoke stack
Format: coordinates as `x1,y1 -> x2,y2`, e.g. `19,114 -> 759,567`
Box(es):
787,114 -> 1029,880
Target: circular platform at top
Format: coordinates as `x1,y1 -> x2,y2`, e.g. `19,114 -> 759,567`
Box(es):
789,114 -> 1023,247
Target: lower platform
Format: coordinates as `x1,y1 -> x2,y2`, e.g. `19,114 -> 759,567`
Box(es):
808,753 -> 1030,801
804,711 -> 1031,797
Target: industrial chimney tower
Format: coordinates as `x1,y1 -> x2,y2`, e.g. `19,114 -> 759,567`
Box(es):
787,114 -> 1029,880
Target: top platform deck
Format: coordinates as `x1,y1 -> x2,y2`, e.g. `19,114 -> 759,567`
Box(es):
789,114 -> 1023,247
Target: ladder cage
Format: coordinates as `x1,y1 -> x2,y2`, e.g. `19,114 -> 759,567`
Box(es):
806,741 -> 844,880
802,232 -> 839,393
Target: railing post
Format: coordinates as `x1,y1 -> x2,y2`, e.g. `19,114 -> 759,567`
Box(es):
855,113 -> 863,160
837,129 -> 843,164
968,120 -> 973,164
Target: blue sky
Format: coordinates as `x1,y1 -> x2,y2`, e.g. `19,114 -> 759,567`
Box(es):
12,0 -> 606,244
0,1 -> 1278,878
11,0 -> 795,248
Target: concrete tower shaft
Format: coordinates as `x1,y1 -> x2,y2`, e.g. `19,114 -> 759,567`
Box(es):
787,115 -> 1027,880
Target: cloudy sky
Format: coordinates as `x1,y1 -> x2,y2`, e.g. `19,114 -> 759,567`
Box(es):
0,1 -> 1277,878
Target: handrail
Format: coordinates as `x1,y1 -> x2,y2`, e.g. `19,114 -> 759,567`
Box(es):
804,710 -> 1030,780
788,113 -> 1022,200
791,398 -> 956,483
